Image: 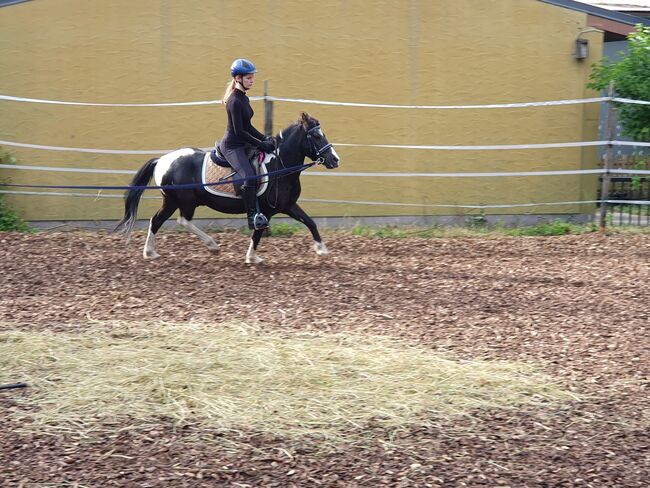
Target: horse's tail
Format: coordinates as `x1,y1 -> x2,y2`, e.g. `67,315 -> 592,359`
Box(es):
113,157 -> 158,238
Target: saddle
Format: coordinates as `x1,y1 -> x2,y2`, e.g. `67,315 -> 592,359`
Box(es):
209,144 -> 259,168
202,144 -> 270,199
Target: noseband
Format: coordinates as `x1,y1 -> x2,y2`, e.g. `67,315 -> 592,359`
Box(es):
306,125 -> 333,162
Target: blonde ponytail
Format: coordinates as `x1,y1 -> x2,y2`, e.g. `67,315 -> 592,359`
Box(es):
222,79 -> 237,104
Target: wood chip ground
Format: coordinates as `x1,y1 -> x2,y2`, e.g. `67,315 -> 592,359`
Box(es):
1,230 -> 648,487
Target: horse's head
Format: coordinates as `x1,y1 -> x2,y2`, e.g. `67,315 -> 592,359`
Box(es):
299,112 -> 340,169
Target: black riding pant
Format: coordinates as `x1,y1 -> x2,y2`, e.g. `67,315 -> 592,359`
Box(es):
219,143 -> 256,186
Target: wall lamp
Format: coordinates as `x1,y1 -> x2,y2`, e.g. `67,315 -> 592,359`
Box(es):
575,38 -> 589,59
574,28 -> 603,60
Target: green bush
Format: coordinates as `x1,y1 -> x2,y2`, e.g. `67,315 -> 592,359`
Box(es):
351,220 -> 596,238
0,149 -> 30,232
269,222 -> 303,237
351,225 -> 441,238
588,25 -> 650,142
503,220 -> 590,237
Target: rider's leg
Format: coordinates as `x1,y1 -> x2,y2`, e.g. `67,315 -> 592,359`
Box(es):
240,184 -> 268,230
219,144 -> 268,230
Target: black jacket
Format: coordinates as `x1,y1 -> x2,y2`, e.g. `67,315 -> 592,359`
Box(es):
221,89 -> 265,148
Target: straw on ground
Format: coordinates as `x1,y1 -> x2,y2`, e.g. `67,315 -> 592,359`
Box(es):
1,322 -> 574,446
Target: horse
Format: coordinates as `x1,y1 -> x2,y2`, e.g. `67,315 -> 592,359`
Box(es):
114,112 -> 340,263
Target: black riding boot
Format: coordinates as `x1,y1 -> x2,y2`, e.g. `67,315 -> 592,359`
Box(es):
240,184 -> 268,230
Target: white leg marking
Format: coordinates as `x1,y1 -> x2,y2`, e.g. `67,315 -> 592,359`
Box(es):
245,240 -> 263,264
177,217 -> 220,251
143,220 -> 161,260
314,241 -> 330,256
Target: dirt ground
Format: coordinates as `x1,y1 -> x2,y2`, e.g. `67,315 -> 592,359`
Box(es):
0,229 -> 649,487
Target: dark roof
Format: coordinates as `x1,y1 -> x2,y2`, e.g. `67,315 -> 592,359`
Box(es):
539,0 -> 650,25
0,0 -> 32,7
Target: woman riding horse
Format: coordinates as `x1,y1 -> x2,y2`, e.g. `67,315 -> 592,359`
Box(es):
219,58 -> 276,230
114,112 -> 340,264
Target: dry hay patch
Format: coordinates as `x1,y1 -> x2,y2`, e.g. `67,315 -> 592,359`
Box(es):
1,321 -> 575,448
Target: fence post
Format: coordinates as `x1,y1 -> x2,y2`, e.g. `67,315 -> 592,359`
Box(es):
598,82 -> 617,232
264,80 -> 273,137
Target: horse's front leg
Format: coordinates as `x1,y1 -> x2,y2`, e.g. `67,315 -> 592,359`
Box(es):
285,204 -> 329,256
245,228 -> 266,264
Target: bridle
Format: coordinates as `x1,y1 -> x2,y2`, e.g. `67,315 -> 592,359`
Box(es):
305,125 -> 333,163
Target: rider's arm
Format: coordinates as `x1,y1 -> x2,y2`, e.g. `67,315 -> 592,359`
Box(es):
248,123 -> 266,141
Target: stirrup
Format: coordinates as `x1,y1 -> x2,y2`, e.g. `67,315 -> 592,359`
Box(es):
250,212 -> 269,230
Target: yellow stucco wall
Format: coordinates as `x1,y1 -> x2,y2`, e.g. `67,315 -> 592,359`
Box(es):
0,0 -> 602,221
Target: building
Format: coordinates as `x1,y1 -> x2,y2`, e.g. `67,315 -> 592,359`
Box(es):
1,1 -> 649,225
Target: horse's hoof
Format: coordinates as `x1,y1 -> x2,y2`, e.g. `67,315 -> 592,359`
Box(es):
207,243 -> 220,253
245,254 -> 263,265
144,251 -> 161,260
314,242 -> 330,256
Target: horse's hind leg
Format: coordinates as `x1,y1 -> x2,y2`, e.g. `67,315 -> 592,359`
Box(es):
286,204 -> 329,256
144,198 -> 178,260
177,212 -> 220,252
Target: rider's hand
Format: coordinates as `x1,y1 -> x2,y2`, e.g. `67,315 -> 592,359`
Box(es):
258,139 -> 275,153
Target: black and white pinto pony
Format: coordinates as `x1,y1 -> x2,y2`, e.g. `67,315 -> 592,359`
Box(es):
115,112 -> 340,263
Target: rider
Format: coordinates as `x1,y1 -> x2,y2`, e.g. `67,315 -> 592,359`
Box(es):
218,58 -> 275,230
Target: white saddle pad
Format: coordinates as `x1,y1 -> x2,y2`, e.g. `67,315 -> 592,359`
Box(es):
201,152 -> 271,199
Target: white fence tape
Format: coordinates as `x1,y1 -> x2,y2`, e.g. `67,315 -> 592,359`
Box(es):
605,200 -> 650,205
612,97 -> 650,106
2,94 -> 645,109
303,199 -> 650,208
0,141 -> 170,155
1,93 -> 647,109
4,163 -> 650,178
5,139 -> 650,155
0,190 -> 157,199
3,189 -> 647,208
609,169 -> 650,175
297,198 -> 601,209
304,170 -> 605,177
611,141 -> 650,148
0,190 -> 122,198
3,190 -> 647,210
0,95 -> 223,107
266,96 -> 611,109
0,163 -> 610,178
0,190 -> 603,208
335,141 -> 609,150
0,163 -> 136,174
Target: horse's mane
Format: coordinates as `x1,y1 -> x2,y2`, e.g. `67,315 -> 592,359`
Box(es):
283,112 -> 319,134
277,113 -> 318,142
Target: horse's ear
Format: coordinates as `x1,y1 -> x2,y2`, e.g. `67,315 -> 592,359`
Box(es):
300,112 -> 310,129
